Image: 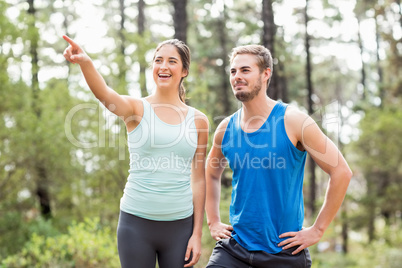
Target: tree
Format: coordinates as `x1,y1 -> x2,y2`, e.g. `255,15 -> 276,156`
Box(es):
354,2 -> 368,101
216,1 -> 231,116
355,106 -> 402,243
137,0 -> 148,97
1,0 -> 402,264
27,0 -> 52,219
116,0 -> 129,94
352,0 -> 402,242
262,0 -> 288,102
304,0 -> 317,218
170,0 -> 188,43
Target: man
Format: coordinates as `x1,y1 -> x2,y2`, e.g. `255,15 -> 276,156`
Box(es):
205,45 -> 352,268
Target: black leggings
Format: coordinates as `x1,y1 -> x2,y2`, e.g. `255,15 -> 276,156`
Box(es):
117,210 -> 193,268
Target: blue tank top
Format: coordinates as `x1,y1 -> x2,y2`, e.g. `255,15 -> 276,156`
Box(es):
222,102 -> 307,253
120,99 -> 198,221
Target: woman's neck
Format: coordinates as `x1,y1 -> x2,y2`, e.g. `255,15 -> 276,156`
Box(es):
148,89 -> 184,106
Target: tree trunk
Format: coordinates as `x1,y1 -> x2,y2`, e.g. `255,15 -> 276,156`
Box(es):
357,18 -> 367,100
304,0 -> 317,217
261,0 -> 288,102
170,0 -> 188,43
396,0 -> 402,31
28,0 -> 40,116
217,4 -> 231,116
278,60 -> 289,102
28,0 -> 52,219
262,0 -> 277,100
216,2 -> 232,186
62,0 -> 71,78
367,174 -> 376,243
341,203 -> 349,253
117,0 -> 128,94
36,165 -> 51,218
138,0 -> 148,97
374,14 -> 384,106
118,0 -> 126,56
335,82 -> 349,254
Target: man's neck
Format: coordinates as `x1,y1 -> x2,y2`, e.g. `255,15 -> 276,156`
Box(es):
241,95 -> 276,121
239,95 -> 277,133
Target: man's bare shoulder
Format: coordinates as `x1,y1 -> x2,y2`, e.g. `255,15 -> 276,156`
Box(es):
284,104 -> 320,142
285,104 -> 308,117
285,105 -> 313,126
212,116 -> 232,146
216,116 -> 231,131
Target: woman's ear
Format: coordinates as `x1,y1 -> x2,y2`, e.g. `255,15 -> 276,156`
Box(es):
182,69 -> 189,78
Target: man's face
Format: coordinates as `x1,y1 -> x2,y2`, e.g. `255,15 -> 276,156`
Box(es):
230,54 -> 264,102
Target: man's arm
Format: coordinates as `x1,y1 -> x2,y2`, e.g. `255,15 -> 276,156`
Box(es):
205,119 -> 233,241
279,109 -> 352,254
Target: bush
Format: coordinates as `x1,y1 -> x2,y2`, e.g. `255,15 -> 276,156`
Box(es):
1,218 -> 119,268
309,240 -> 402,268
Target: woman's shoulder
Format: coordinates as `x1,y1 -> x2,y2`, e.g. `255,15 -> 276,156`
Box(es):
190,107 -> 209,130
192,107 -> 207,118
123,96 -> 144,115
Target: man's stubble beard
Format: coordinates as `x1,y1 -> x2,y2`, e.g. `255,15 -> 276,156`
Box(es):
234,77 -> 263,102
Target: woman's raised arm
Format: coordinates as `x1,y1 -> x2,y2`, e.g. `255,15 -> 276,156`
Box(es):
63,35 -> 140,120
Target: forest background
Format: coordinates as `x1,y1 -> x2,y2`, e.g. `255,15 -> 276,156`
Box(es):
1,0 -> 402,267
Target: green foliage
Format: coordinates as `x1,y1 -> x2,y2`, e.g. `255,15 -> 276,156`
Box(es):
1,0 -> 402,266
351,106 -> 402,244
1,218 -> 119,268
311,252 -> 358,268
310,240 -> 402,268
199,188 -> 402,268
0,212 -> 30,257
356,106 -> 402,194
0,1 -> 18,41
0,215 -> 61,257
358,107 -> 402,169
199,186 -> 232,267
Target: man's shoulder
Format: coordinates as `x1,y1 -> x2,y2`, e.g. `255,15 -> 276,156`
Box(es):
284,104 -> 317,140
216,117 -> 231,134
285,104 -> 310,122
217,110 -> 240,131
212,110 -> 240,147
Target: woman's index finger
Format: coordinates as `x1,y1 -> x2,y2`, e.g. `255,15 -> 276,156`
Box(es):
62,35 -> 78,47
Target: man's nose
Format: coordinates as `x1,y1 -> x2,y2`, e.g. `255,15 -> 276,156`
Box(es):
234,72 -> 243,81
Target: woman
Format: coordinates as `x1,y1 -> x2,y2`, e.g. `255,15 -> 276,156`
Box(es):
63,35 -> 208,268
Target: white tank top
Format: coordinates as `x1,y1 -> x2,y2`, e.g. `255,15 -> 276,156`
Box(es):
120,99 -> 198,221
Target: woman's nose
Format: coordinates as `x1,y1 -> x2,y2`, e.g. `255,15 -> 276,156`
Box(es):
160,61 -> 168,70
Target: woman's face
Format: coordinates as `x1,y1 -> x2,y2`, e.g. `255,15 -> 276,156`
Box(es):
152,44 -> 188,91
